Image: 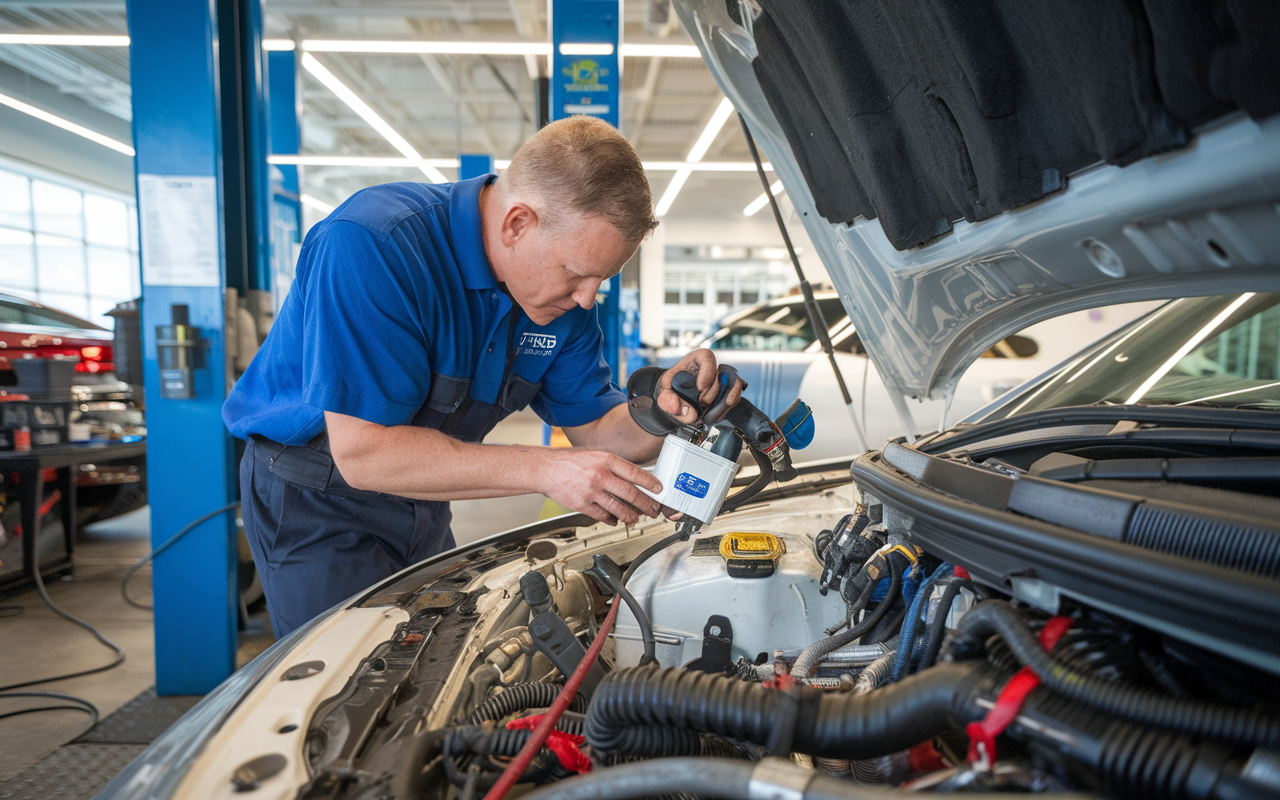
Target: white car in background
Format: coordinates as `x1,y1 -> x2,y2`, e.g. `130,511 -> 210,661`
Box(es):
661,292 -> 1046,459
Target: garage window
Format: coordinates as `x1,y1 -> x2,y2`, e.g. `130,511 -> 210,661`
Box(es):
0,167 -> 140,328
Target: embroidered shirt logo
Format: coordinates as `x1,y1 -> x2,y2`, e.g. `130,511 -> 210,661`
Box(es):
518,332 -> 557,357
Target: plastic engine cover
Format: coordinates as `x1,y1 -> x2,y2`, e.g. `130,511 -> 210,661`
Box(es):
615,530 -> 847,668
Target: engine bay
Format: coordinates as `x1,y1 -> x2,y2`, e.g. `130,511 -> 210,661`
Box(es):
269,452 -> 1280,800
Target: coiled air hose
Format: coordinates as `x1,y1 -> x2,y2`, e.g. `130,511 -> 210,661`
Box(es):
949,600 -> 1280,747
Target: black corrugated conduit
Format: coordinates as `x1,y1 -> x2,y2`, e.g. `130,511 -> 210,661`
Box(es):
468,683 -> 586,726
949,600 -> 1280,746
585,661 -> 988,759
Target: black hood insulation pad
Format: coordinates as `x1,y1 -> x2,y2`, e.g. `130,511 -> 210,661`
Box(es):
751,0 -> 1280,250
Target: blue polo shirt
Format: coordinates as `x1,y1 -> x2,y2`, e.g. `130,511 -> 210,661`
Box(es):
223,175 -> 625,445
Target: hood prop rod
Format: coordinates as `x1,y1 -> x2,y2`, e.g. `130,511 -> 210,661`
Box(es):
737,113 -> 871,452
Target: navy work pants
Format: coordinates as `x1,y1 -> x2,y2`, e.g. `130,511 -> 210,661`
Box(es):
240,437 -> 457,638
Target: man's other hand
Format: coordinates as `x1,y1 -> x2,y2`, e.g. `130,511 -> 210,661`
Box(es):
538,447 -> 664,525
656,349 -> 745,426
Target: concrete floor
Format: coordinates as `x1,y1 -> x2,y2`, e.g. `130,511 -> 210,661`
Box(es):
0,410 -> 554,786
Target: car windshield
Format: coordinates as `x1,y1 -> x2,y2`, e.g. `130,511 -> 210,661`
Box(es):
0,297 -> 104,331
990,292 -> 1280,418
705,297 -> 847,351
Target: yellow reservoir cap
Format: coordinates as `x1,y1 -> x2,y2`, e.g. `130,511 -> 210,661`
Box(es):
720,533 -> 785,578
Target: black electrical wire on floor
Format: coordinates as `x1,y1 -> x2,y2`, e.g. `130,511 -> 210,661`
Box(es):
0,548 -> 125,693
0,691 -> 100,732
0,605 -> 23,618
121,501 -> 241,610
0,499 -> 242,744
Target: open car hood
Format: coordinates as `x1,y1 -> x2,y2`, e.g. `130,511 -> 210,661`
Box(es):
673,0 -> 1280,404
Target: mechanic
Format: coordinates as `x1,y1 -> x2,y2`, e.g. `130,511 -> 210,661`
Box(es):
223,116 -> 742,637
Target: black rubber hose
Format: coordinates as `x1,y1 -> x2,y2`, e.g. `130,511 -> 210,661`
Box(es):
516,756 -> 1101,800
951,600 -> 1280,746
622,530 -> 687,585
915,578 -> 972,671
468,683 -> 586,725
718,443 -> 774,516
516,758 -> 753,800
585,661 -> 987,759
791,555 -> 904,677
587,557 -> 656,667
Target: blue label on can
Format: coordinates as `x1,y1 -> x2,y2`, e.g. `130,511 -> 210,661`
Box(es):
674,472 -> 710,498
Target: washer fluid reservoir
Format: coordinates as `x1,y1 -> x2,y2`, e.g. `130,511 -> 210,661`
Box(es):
615,530 -> 847,669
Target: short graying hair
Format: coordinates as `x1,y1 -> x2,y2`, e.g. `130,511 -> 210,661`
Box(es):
504,115 -> 659,241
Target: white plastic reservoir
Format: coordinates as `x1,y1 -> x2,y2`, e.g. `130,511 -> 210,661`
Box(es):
615,530 -> 847,669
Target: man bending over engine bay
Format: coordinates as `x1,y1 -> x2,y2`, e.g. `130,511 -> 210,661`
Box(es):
223,115 -> 743,637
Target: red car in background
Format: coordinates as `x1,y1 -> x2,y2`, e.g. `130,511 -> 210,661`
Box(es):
0,292 -> 117,380
0,292 -> 146,524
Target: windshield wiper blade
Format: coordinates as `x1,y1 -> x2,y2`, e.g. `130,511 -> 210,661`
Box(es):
920,404 -> 1280,453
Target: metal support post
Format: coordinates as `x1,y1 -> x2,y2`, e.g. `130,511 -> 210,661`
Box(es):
550,0 -> 624,380
460,154 -> 495,180
268,48 -> 302,308
127,0 -> 269,694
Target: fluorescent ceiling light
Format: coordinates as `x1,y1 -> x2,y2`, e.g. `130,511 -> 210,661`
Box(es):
743,180 -> 784,216
301,53 -> 447,183
620,43 -> 700,58
0,89 -> 134,156
0,35 -> 703,58
641,161 -> 770,172
1125,293 -> 1255,404
269,154 -> 459,168
0,34 -> 130,46
655,166 -> 692,217
300,194 -> 336,214
269,155 -> 768,173
558,43 -> 613,56
685,97 -> 735,163
304,39 -> 550,55
656,97 -> 739,216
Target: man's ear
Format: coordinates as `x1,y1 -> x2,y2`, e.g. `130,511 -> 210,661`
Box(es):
500,202 -> 538,248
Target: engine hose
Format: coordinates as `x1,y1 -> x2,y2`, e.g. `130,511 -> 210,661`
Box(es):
469,683 -> 586,725
791,556 -> 905,678
889,562 -> 952,682
996,683 -> 1280,800
444,730 -> 563,789
515,756 -> 1101,800
914,578 -> 972,672
584,661 -> 988,759
622,530 -> 687,585
586,556 -> 656,667
852,652 -> 895,695
951,600 -> 1280,747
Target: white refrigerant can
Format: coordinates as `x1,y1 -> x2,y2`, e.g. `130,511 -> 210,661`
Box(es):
642,434 -> 740,524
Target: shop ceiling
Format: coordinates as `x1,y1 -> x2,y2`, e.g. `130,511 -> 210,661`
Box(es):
0,0 -> 786,222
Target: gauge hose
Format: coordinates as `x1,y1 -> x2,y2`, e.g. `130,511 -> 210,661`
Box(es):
950,600 -> 1280,746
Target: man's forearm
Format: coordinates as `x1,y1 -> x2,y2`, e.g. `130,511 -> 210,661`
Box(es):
563,403 -> 664,464
326,411 -> 546,500
325,410 -> 667,525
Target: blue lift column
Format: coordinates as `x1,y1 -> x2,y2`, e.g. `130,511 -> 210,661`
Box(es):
268,48 -> 303,306
550,0 -> 624,380
460,154 -> 494,181
127,0 -> 270,694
